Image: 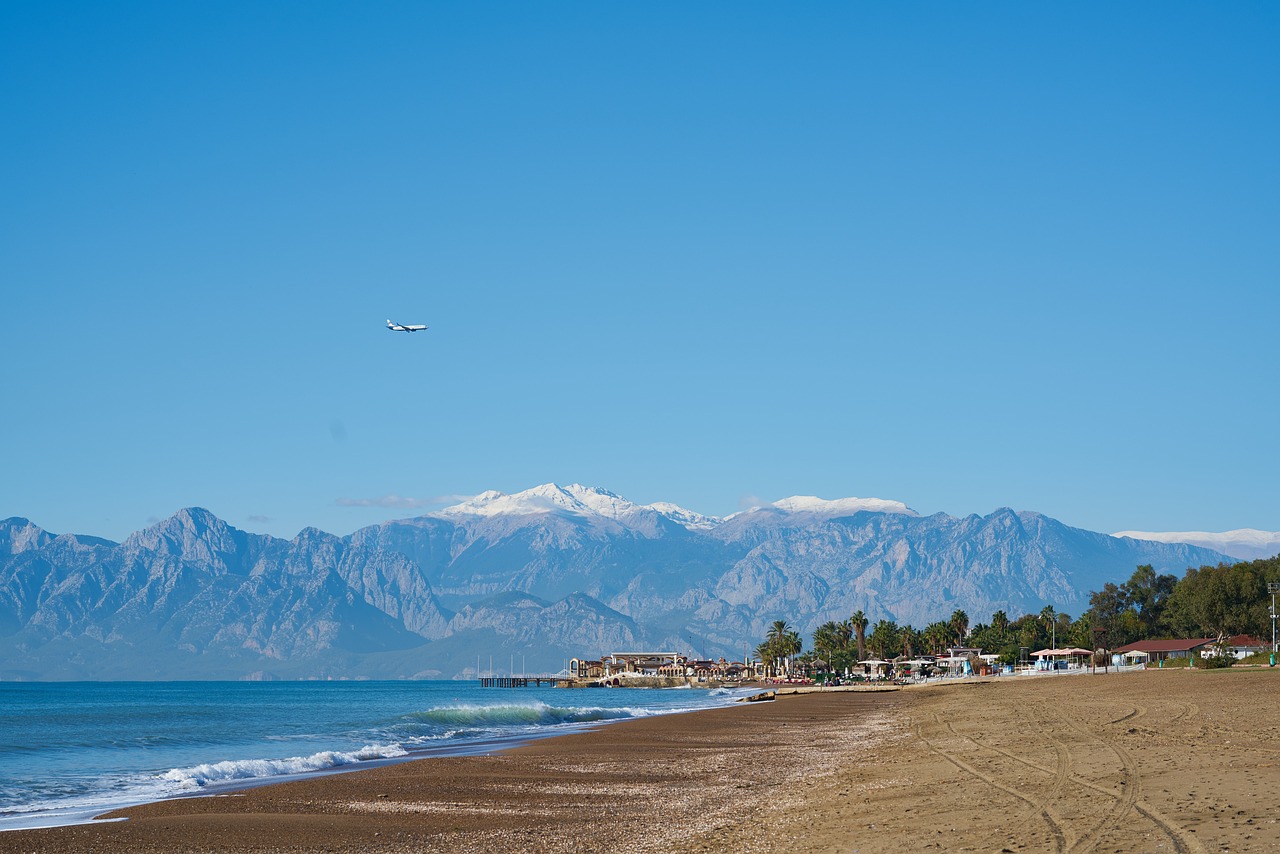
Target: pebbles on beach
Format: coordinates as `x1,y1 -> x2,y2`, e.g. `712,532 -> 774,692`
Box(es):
4,670 -> 1277,853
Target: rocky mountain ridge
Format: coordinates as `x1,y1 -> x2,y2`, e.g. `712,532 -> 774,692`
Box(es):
0,485 -> 1238,680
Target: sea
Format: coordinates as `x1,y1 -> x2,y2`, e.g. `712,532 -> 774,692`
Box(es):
0,680 -> 752,832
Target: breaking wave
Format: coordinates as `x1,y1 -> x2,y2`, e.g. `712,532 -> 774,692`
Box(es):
160,743 -> 409,790
406,701 -> 649,729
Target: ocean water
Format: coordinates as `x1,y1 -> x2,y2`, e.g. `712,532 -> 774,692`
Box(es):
0,680 -> 750,831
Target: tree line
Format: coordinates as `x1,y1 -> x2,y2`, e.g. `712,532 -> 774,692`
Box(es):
754,554 -> 1280,670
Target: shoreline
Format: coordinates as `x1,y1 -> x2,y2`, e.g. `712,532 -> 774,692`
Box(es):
0,683 -> 766,834
0,688 -> 906,852
3,669 -> 1277,852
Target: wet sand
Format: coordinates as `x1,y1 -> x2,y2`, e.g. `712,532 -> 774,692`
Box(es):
3,668 -> 1276,853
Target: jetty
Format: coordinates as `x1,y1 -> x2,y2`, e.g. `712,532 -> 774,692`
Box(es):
478,675 -> 569,688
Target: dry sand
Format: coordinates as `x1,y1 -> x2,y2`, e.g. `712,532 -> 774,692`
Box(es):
3,668 -> 1276,853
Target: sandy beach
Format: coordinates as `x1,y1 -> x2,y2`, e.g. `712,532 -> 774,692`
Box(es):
3,668 -> 1277,853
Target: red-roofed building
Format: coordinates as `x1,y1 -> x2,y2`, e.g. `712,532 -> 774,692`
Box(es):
1202,635 -> 1268,659
1113,638 -> 1213,662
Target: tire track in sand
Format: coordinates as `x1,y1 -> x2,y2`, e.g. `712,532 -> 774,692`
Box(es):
916,713 -> 1068,853
1107,704 -> 1143,725
941,716 -> 1074,850
942,703 -> 1200,854
1052,706 -> 1202,854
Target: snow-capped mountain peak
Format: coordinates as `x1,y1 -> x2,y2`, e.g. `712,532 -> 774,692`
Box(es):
643,502 -> 721,531
434,484 -> 640,521
1112,528 -> 1280,562
735,495 -> 918,521
432,485 -> 918,530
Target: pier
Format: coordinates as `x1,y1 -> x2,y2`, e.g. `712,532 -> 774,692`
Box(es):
479,675 -> 566,688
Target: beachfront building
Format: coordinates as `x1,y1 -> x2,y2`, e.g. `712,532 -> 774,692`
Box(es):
1030,647 -> 1092,671
1200,635 -> 1267,660
934,647 -> 984,676
602,652 -> 685,676
572,652 -> 761,682
1113,638 -> 1213,663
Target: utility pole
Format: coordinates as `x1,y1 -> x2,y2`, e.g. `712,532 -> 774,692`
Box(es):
1268,582 -> 1279,656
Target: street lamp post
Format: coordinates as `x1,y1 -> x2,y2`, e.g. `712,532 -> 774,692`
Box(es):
1268,582 -> 1279,656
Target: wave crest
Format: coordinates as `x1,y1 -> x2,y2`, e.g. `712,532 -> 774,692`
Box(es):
406,701 -> 644,729
160,743 -> 408,790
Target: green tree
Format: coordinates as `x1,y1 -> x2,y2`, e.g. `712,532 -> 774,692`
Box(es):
1166,562 -> 1269,641
899,624 -> 923,658
1066,612 -> 1094,650
1122,565 -> 1177,637
756,620 -> 801,676
923,621 -> 951,655
867,619 -> 901,659
850,610 -> 868,661
812,620 -> 853,671
949,609 -> 970,646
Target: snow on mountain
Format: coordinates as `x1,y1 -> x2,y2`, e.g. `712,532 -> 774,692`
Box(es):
767,495 -> 918,518
1113,529 -> 1280,561
724,495 -> 919,528
643,502 -> 720,531
0,495 -> 1241,680
431,484 -> 914,532
433,484 -> 639,520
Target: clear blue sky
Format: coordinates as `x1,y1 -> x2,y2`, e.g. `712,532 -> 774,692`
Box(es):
3,2 -> 1277,542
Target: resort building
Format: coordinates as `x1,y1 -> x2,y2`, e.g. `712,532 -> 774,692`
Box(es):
569,652 -> 761,682
1113,638 -> 1213,662
1200,635 -> 1267,659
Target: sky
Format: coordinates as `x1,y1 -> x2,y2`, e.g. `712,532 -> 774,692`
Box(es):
2,2 -> 1278,542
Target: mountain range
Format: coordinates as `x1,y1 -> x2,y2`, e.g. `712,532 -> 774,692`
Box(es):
1111,528 -> 1280,561
0,484 -> 1245,680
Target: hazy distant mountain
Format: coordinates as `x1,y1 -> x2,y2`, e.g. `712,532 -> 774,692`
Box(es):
1112,528 -> 1280,561
0,485 -> 1235,680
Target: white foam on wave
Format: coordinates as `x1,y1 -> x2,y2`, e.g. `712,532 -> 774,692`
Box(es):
159,743 -> 409,791
407,700 -> 656,730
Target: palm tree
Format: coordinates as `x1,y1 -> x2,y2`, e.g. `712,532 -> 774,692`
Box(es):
923,621 -> 951,655
785,630 -> 802,658
991,609 -> 1009,638
759,620 -> 801,676
949,609 -> 970,646
812,621 -> 845,671
850,610 -> 869,661
1040,606 -> 1057,648
755,640 -> 778,677
867,619 -> 900,659
900,625 -> 923,658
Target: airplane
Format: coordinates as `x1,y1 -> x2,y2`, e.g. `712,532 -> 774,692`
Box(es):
386,319 -> 428,333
